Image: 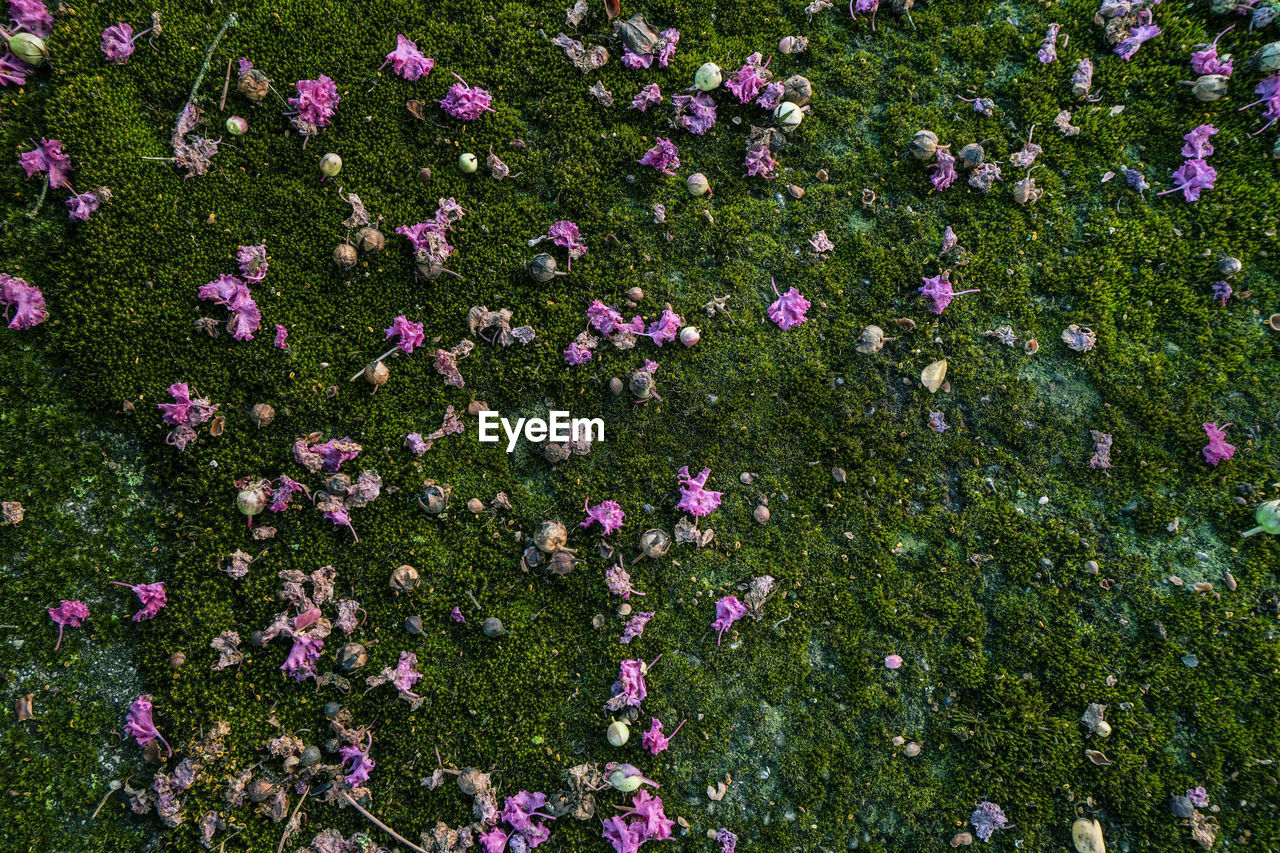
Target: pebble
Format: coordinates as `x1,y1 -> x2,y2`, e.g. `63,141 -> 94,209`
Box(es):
1170,795 -> 1195,819
753,505 -> 771,524
1181,653 -> 1199,668
467,498 -> 484,513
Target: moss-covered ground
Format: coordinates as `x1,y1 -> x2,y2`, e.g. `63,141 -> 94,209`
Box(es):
3,0 -> 1280,850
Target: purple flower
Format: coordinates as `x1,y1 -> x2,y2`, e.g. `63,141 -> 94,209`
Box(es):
10,0 -> 52,38
1115,20 -> 1161,61
126,694 -> 172,756
101,23 -> 139,63
809,231 -> 835,254
620,790 -> 674,840
1238,74 -> 1280,132
968,161 -> 1002,192
602,815 -> 646,853
1191,26 -> 1235,76
606,659 -> 648,709
1156,158 -> 1217,202
380,34 -> 434,81
439,72 -> 496,120
19,138 -> 72,190
384,315 -> 425,353
970,802 -> 1009,842
1181,124 -> 1218,159
929,145 -> 957,190
405,432 -> 428,455
451,606 -> 466,624
918,274 -> 979,314
756,81 -> 785,110
725,53 -> 772,104
587,300 -> 626,334
1126,168 -> 1150,194
643,307 -> 683,346
548,220 -> 587,267
479,827 -> 510,853
630,83 -> 663,111
1202,422 -> 1235,466
1211,280 -> 1233,305
850,0 -> 880,27
641,717 -> 684,754
1038,23 -> 1061,64
606,564 -> 644,599
289,75 -> 341,130
267,325 -> 286,351
110,580 -> 167,621
237,58 -> 253,74
62,186 -> 100,222
657,29 -> 680,66
1187,786 -> 1209,808
197,274 -> 260,341
672,92 -> 717,135
767,279 -> 810,330
621,45 -> 654,69
391,651 -> 422,693
712,595 -> 747,645
310,437 -> 362,472
582,499 -> 625,534
158,382 -> 216,426
1089,431 -> 1114,469
620,612 -> 654,644
270,474 -> 309,512
340,740 -> 376,786
0,53 -> 32,87
745,142 -> 778,178
928,411 -> 949,433
564,341 -> 594,365
676,466 -> 722,516
282,634 -> 323,681
502,790 -> 556,832
237,244 -> 268,283
48,600 -> 89,650
638,138 -> 680,176
1,274 -> 48,329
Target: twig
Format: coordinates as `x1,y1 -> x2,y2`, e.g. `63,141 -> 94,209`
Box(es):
24,177 -> 48,219
175,12 -> 238,139
219,57 -> 233,111
276,784 -> 310,853
339,792 -> 428,853
772,613 -> 792,629
91,785 -> 118,819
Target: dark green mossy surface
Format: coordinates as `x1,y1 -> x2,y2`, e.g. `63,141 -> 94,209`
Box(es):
2,0 -> 1280,850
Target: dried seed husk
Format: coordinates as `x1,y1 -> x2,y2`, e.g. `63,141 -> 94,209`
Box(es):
921,359 -> 948,393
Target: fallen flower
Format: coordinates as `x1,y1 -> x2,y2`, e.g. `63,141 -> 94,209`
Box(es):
767,279 -> 810,329
380,34 -> 434,81
744,142 -> 778,178
451,606 -> 466,623
643,307 -> 683,346
640,717 -> 684,754
307,437 -> 362,473
1202,422 -> 1236,465
712,595 -> 747,645
434,339 -> 474,388
716,828 -> 739,853
48,600 -> 89,650
439,72 -> 496,120
110,580 -> 167,621
1187,786 -> 1209,808
884,654 -> 904,669
583,499 -> 626,534
1089,431 -> 1114,468
1156,158 -> 1217,202
289,75 -> 341,133
638,138 -> 680,175
605,762 -> 660,792
630,83 -> 663,112
197,274 -> 260,341
606,564 -> 645,599
1237,73 -> 1280,133
18,137 -> 71,190
676,466 -> 722,516
809,230 -> 835,254
725,52 -> 772,104
340,738 -> 376,786
237,244 -> 268,283
384,315 -> 426,353
929,145 -> 957,190
1038,23 -> 1061,63
605,658 -> 652,710
10,0 -> 52,38
126,694 -> 172,756
282,634 -> 324,681
1211,279 -> 1233,305
850,0 -> 880,29
918,272 -> 979,314
970,801 -> 1009,842
671,92 -> 717,135
548,220 -> 587,268
65,187 -> 107,221
100,18 -> 159,64
928,411 -> 949,433
1115,16 -> 1161,60
620,611 -> 654,644
564,340 -> 594,365
210,630 -> 244,671
274,324 -> 288,349
1191,26 -> 1235,76
1,274 -> 48,329
968,161 -> 1002,192
1181,124 -> 1219,159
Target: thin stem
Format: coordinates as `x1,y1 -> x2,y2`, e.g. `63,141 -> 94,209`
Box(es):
219,57 -> 233,111
276,784 -> 310,853
174,12 -> 238,139
1240,526 -> 1265,538
24,177 -> 48,220
339,792 -> 428,853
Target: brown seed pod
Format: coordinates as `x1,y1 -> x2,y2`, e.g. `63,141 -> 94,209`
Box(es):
169,651 -> 186,669
390,564 -> 420,592
638,528 -> 671,560
208,415 -> 225,437
908,130 -> 938,161
753,505 -> 771,524
1012,174 -> 1044,205
894,317 -> 917,330
609,377 -> 625,395
1191,74 -> 1229,102
237,69 -> 270,103
957,143 -> 985,170
782,75 -> 812,107
355,227 -> 386,253
520,545 -> 545,572
856,325 -> 887,354
629,369 -> 657,400
1024,338 -> 1039,354
526,253 -> 563,283
250,403 -> 275,428
626,286 -> 644,302
466,498 -> 485,513
337,642 -> 368,671
1269,313 -> 1280,331
547,549 -> 581,575
362,360 -> 390,390
542,442 -> 571,464
533,520 -> 568,553
2,501 -> 25,526
324,473 -> 351,494
482,617 -> 507,638
418,480 -> 451,514
786,183 -> 805,198
247,778 -> 276,803
418,166 -> 433,182
815,168 -> 829,182
334,242 -> 358,270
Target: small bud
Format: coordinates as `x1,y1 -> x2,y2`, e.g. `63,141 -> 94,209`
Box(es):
626,286 -> 644,301
609,377 -> 624,395
390,564 -> 420,592
482,617 -> 507,637
782,75 -> 813,107
1218,256 -> 1242,277
957,142 -> 985,170
774,101 -> 804,130
338,642 -> 368,671
638,528 -> 671,559
458,152 -> 479,173
363,360 -> 390,388
526,253 -> 562,282
9,33 -> 47,67
694,62 -> 722,91
1191,74 -> 1229,102
679,326 -> 700,346
323,702 -> 342,719
533,520 -> 568,553
909,130 -> 939,161
786,183 -> 805,198
237,69 -> 270,103
779,35 -> 808,54
467,498 -> 485,513
169,651 -> 186,669
686,172 -> 710,196
607,720 -> 630,747
405,615 -> 424,635
418,166 -> 433,182
319,153 -> 343,177
225,116 -> 249,136
237,483 -> 268,517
